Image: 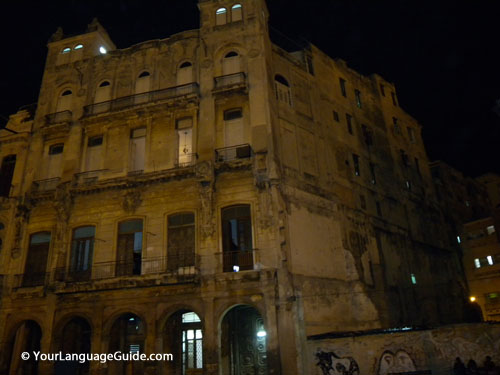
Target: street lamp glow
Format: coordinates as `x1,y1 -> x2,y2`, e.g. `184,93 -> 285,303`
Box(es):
99,46 -> 107,54
257,330 -> 267,337
470,296 -> 476,302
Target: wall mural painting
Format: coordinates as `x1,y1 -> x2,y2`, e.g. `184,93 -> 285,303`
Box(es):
316,350 -> 360,375
378,350 -> 416,375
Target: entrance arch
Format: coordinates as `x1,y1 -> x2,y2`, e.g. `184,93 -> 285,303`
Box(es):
220,305 -> 268,375
108,313 -> 145,375
54,317 -> 91,375
6,320 -> 42,375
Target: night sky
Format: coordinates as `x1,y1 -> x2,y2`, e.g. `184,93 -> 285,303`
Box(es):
1,0 -> 499,177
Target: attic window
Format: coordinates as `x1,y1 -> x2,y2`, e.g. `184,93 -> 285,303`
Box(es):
180,61 -> 192,68
231,4 -> 243,22
62,47 -> 71,54
216,7 -> 228,25
138,71 -> 150,78
225,51 -> 238,58
61,90 -> 72,96
74,44 -> 83,50
99,81 -> 110,87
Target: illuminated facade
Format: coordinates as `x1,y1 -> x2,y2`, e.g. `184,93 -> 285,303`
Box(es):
0,1 -> 468,374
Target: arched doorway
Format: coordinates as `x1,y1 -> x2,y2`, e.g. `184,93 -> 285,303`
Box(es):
54,317 -> 91,375
220,305 -> 267,375
163,310 -> 203,375
6,320 -> 42,375
108,313 -> 145,375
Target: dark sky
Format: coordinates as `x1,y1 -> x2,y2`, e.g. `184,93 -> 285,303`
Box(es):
1,0 -> 499,177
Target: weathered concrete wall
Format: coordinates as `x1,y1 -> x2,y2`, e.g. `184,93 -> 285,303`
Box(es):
309,323 -> 500,375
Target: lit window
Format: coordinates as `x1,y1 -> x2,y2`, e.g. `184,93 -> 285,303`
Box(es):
231,4 -> 242,22
405,180 -> 411,190
411,273 -> 417,284
74,44 -> 83,50
487,225 -> 496,235
474,258 -> 480,268
99,46 -> 107,54
487,255 -> 494,265
457,236 -> 461,244
62,47 -> 71,54
216,7 -> 227,25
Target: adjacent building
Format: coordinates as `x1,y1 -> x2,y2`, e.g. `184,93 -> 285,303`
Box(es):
0,1 -> 469,374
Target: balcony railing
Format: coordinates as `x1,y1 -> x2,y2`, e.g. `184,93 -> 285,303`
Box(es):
83,83 -> 199,117
32,177 -> 60,192
222,250 -> 254,272
45,110 -> 72,124
14,272 -> 50,288
74,169 -> 108,185
215,144 -> 252,162
176,153 -> 198,168
213,72 -> 247,91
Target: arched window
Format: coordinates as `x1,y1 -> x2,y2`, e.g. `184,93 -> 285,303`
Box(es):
167,212 -> 195,270
74,44 -> 83,50
0,154 -> 16,197
109,314 -> 145,374
117,219 -> 143,276
42,143 -> 64,180
231,4 -> 243,22
61,47 -> 71,54
56,89 -> 73,112
177,61 -> 193,86
138,71 -> 150,78
135,71 -> 151,103
221,204 -> 253,272
216,7 -> 228,25
176,118 -> 194,166
274,74 -> 292,106
222,51 -> 240,76
23,232 -> 51,287
55,317 -> 91,374
69,226 -> 95,281
95,80 -> 112,104
7,321 -> 41,374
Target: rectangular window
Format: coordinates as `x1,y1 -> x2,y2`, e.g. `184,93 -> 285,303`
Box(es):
333,111 -> 340,122
177,118 -> 194,167
352,154 -> 360,176
117,220 -> 143,276
306,55 -> 315,75
168,213 -> 195,270
380,84 -> 385,96
222,205 -> 253,272
415,157 -> 421,177
130,127 -> 146,172
346,114 -> 353,134
23,232 -> 51,287
339,78 -> 347,97
86,136 -> 103,171
474,258 -> 481,268
487,225 -> 496,235
360,194 -> 366,210
392,117 -> 401,134
355,89 -> 362,108
400,150 -> 409,167
0,154 -> 16,197
70,226 -> 95,281
369,163 -> 376,184
361,125 -> 373,146
411,273 -> 417,285
391,92 -> 398,106
407,127 -> 416,142
376,201 -> 382,217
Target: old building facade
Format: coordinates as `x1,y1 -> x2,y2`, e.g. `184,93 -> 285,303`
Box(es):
0,1 -> 468,374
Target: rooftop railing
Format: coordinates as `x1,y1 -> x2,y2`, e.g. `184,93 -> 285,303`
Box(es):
83,83 -> 199,117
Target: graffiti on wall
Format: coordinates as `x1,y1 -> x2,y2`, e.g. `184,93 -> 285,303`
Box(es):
378,350 -> 416,375
316,350 -> 360,375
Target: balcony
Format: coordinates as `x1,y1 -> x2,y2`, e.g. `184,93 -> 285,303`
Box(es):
74,169 -> 108,185
32,177 -> 60,192
213,72 -> 247,93
13,272 -> 49,288
215,144 -> 252,162
45,110 -> 72,125
176,153 -> 198,168
83,83 -> 199,117
222,250 -> 255,272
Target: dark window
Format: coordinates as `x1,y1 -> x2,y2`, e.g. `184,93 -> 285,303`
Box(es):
99,81 -> 110,87
391,92 -> 398,106
380,84 -> 385,96
361,125 -> 373,146
225,51 -> 238,58
117,219 -> 143,276
49,144 -> 64,155
61,90 -> 72,96
400,150 -> 409,167
224,108 -> 243,121
23,232 -> 51,287
407,127 -> 416,142
369,163 -> 376,184
360,194 -> 366,210
306,55 -> 314,75
180,61 -> 192,68
138,71 -> 150,78
70,226 -> 95,281
167,213 -> 195,270
355,89 -> 362,108
222,205 -> 253,272
415,158 -> 421,177
376,202 -> 382,217
0,154 -> 16,197
275,75 -> 292,105
352,154 -> 360,176
333,111 -> 339,122
392,117 -> 401,134
346,114 -> 353,134
88,136 -> 103,147
339,78 -> 346,97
